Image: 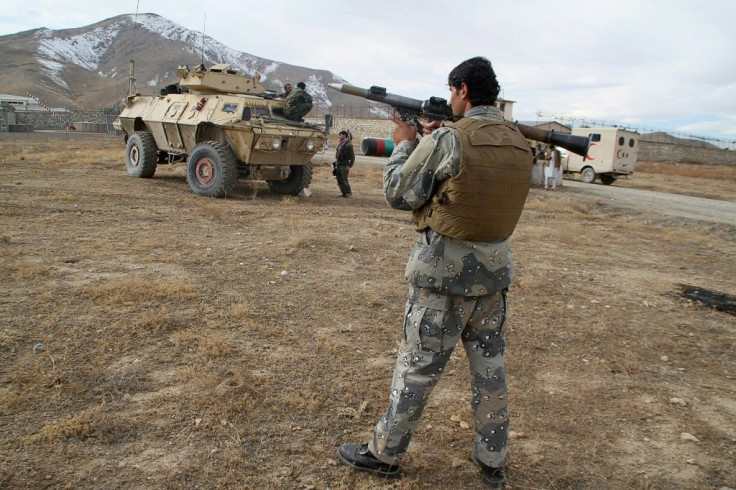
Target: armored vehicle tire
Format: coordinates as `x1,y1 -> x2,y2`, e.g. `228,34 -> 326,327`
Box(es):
580,166 -> 597,184
266,162 -> 313,195
186,142 -> 239,198
600,174 -> 616,185
125,131 -> 158,178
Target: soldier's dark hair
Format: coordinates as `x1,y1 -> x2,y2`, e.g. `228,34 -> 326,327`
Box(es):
448,56 -> 500,106
339,130 -> 348,136
297,82 -> 306,89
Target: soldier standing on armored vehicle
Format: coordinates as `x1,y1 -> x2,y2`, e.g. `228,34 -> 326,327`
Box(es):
337,56 -> 532,488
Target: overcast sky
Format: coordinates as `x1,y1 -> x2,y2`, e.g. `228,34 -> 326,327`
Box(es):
2,0 -> 735,145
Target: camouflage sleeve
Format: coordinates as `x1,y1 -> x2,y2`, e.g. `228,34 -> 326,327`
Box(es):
383,128 -> 460,211
286,91 -> 303,106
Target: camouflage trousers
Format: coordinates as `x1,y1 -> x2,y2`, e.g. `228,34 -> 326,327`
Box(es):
335,165 -> 352,195
368,284 -> 509,468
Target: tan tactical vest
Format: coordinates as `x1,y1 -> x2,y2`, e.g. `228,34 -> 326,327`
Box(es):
413,117 -> 532,241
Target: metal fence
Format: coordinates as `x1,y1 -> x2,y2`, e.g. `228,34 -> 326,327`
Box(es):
8,102 -> 733,150
310,107 -> 736,150
535,114 -> 735,150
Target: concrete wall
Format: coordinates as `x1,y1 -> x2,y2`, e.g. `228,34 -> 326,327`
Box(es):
304,116 -> 397,149
637,141 -> 736,164
4,109 -> 118,133
0,132 -> 121,141
0,104 -> 15,132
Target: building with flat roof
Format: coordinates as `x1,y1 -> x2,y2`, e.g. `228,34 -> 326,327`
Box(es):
517,120 -> 571,134
495,98 -> 515,120
0,94 -> 42,111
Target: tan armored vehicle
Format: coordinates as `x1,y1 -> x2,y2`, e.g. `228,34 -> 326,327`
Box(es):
113,63 -> 326,197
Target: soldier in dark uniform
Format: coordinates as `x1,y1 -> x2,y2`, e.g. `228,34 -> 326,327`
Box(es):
334,130 -> 355,197
337,57 -> 533,488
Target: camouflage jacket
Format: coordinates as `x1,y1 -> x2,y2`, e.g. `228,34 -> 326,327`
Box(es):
383,105 -> 516,296
283,88 -> 313,120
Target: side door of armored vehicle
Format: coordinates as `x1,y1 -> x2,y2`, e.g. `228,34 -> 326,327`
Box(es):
160,100 -> 189,153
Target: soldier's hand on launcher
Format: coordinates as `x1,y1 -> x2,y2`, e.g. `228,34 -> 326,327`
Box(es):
421,119 -> 442,135
390,114 -> 418,144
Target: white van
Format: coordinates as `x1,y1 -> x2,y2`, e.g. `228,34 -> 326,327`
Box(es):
563,128 -> 638,184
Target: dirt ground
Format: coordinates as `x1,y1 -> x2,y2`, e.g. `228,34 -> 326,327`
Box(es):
1,137 -> 734,489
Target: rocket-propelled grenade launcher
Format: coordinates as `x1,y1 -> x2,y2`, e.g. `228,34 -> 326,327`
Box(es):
328,82 -> 590,158
328,83 -> 452,127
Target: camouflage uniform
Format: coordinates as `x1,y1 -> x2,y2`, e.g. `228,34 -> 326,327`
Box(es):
283,87 -> 313,121
368,105 -> 514,469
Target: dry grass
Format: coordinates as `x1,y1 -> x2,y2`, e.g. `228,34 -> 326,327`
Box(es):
0,137 -> 734,489
637,160 -> 736,180
619,160 -> 736,202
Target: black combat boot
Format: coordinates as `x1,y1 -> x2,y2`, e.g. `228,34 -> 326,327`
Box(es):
337,443 -> 400,478
472,453 -> 507,488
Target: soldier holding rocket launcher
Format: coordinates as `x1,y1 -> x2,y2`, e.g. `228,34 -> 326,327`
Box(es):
333,56 -> 547,489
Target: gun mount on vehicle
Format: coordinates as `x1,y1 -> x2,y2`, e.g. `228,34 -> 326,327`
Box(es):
113,63 -> 327,198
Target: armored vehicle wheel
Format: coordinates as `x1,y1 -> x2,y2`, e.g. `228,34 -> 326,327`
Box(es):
266,162 -> 313,195
580,166 -> 597,184
186,142 -> 238,198
125,131 -> 157,178
600,174 -> 616,185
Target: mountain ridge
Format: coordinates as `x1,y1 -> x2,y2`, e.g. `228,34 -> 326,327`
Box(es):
0,13 -> 368,113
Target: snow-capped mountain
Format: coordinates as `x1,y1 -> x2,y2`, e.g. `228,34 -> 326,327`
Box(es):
0,13 -> 363,112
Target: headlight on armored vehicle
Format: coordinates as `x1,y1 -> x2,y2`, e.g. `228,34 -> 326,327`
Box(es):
257,137 -> 282,150
306,139 -> 316,151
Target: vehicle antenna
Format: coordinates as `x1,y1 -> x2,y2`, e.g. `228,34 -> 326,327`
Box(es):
200,11 -> 207,67
127,0 -> 141,96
